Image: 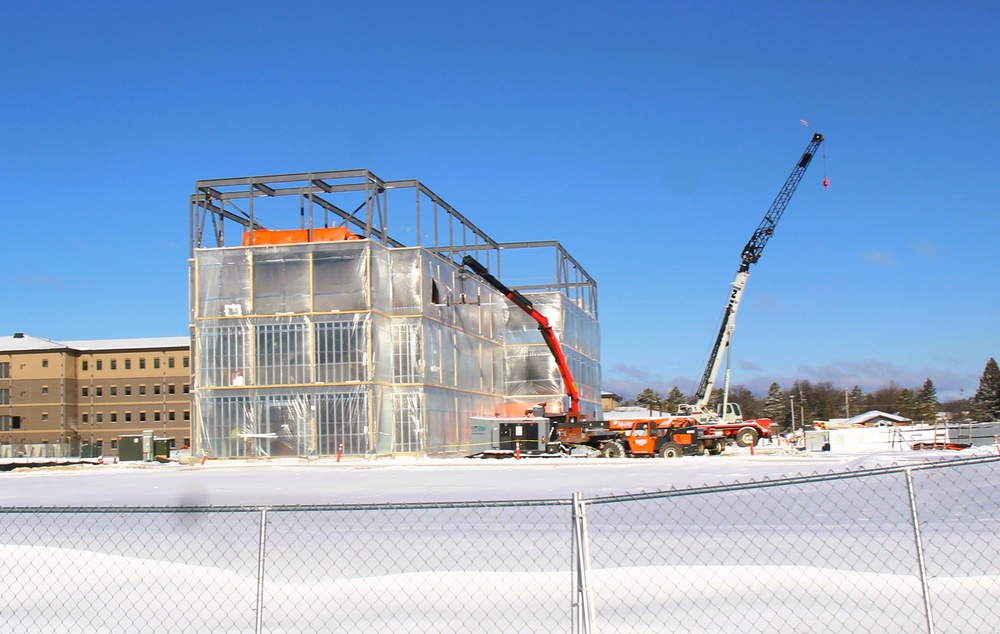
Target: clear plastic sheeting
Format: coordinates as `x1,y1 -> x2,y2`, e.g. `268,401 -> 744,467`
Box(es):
193,240 -> 510,458
197,387 -> 370,458
501,292 -> 601,419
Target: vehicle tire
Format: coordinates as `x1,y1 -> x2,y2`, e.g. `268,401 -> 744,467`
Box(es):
658,442 -> 683,459
600,441 -> 625,458
707,441 -> 725,455
735,427 -> 759,447
691,441 -> 705,456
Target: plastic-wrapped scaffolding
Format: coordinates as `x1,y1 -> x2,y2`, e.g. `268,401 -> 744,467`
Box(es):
502,292 -> 602,420
192,239 -> 507,457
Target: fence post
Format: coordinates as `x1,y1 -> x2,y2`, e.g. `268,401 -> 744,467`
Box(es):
572,492 -> 595,634
905,468 -> 936,634
255,507 -> 270,634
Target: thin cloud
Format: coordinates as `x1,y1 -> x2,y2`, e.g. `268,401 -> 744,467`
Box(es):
860,251 -> 896,266
20,274 -> 68,288
913,240 -> 937,258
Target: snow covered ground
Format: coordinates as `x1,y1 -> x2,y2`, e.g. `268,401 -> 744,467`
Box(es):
3,443 -> 989,507
2,445 -> 998,633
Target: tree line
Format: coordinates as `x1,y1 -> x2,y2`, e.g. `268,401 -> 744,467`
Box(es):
626,357 -> 1000,432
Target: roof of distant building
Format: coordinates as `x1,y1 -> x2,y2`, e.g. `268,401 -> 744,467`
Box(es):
828,410 -> 913,427
0,334 -> 188,353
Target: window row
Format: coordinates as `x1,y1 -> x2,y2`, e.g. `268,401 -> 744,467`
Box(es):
81,411 -> 191,424
82,384 -> 190,397
81,356 -> 190,371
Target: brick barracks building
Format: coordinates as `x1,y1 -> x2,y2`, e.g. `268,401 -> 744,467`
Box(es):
0,333 -> 190,458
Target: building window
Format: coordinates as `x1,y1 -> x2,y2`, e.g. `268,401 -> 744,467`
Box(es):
111,440 -> 118,450
0,388 -> 9,405
168,357 -> 175,368
154,358 -> 161,369
110,387 -> 117,396
0,415 -> 10,432
125,413 -> 132,422
110,413 -> 117,423
183,356 -> 189,368
183,384 -> 190,394
154,385 -> 161,395
96,360 -> 103,371
82,387 -> 89,397
168,411 -> 176,421
95,387 -> 103,397
0,362 -> 10,378
139,412 -> 146,422
139,386 -> 146,396
168,384 -> 175,395
125,386 -> 131,396
125,359 -> 131,370
110,359 -> 117,370
183,410 -> 190,421
11,416 -> 21,429
82,414 -> 89,424
81,361 -> 88,371
139,358 -> 146,369
41,386 -> 48,395
154,412 -> 161,422
96,414 -> 103,423
42,359 -> 48,368
41,413 -> 48,421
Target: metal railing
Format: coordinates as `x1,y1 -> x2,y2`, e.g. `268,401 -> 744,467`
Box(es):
2,454 -> 998,633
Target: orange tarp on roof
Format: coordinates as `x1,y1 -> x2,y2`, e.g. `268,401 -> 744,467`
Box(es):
242,227 -> 361,246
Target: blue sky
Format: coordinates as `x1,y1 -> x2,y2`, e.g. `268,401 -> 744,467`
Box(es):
2,1 -> 996,401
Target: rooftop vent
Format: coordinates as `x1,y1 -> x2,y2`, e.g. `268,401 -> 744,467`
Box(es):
13,333 -> 24,338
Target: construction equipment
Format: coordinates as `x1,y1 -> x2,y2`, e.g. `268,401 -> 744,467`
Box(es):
602,419 -> 725,458
461,255 -> 581,424
459,252 -> 730,458
671,132 -> 825,445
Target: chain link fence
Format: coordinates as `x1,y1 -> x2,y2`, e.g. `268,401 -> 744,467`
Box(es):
2,454 -> 998,633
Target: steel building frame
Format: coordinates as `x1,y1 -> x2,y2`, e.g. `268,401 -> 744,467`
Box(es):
189,169 -> 597,318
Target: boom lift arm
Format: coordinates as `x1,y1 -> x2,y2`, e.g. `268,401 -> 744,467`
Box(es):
693,133 -> 824,410
461,255 -> 580,417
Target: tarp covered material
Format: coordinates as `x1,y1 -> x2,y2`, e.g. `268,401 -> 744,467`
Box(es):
192,241 -> 514,457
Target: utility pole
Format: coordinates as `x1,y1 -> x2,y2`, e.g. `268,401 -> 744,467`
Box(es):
789,395 -> 796,437
845,389 -> 850,418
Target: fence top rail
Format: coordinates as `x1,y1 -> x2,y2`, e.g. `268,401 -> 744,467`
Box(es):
0,497 -> 573,514
585,453 -> 1000,506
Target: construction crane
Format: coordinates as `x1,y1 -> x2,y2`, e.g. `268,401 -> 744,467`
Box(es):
460,255 -> 581,423
692,132 -> 825,412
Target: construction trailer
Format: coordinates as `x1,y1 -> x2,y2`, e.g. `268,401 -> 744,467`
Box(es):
189,170 -> 600,458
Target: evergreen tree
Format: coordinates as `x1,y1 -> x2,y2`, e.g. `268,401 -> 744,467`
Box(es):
665,386 -> 686,413
897,388 -> 916,419
847,385 -> 864,418
914,378 -> 939,423
634,388 -> 663,413
972,358 -> 1000,422
762,382 -> 787,428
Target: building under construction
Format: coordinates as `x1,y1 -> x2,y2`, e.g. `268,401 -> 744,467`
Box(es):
190,170 -> 599,458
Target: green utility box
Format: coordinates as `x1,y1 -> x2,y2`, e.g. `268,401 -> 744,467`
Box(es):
118,435 -> 144,461
80,443 -> 101,458
154,439 -> 170,460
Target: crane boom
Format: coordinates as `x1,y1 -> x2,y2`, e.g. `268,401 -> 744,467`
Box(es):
693,133 -> 824,409
460,255 -> 580,416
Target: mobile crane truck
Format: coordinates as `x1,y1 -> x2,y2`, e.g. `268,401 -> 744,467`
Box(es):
683,131 -> 825,446
605,132 -> 824,447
